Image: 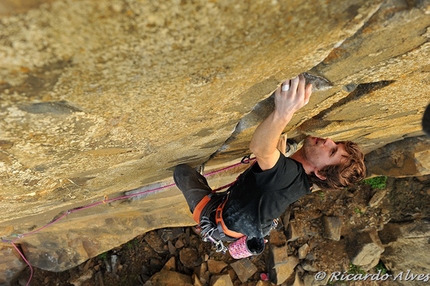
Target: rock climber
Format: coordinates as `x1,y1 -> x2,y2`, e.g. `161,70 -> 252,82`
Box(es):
173,74 -> 366,258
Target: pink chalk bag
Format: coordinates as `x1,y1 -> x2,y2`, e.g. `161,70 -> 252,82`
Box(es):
228,236 -> 265,259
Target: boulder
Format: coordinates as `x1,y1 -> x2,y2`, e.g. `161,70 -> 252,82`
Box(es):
379,220 -> 430,281
298,243 -> 310,260
148,270 -> 193,286
268,245 -> 299,285
230,259 -> 258,283
179,247 -> 201,269
322,216 -> 342,241
207,259 -> 228,274
366,137 -> 430,177
210,274 -> 234,286
0,245 -> 26,286
347,230 -> 384,271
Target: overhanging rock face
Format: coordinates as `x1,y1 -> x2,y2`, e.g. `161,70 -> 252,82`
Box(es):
0,0 -> 429,274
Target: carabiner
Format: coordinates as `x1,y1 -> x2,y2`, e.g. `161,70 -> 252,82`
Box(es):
204,235 -> 228,254
241,154 -> 252,164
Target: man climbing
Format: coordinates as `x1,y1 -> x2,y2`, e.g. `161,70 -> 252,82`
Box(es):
173,74 -> 366,258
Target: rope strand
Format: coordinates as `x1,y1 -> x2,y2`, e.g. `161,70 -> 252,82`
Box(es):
11,242 -> 33,286
1,156 -> 255,285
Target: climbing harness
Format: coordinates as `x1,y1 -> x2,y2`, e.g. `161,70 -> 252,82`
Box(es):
192,155 -> 285,256
191,155 -> 258,253
1,154 -> 257,285
214,194 -> 243,239
199,216 -> 229,253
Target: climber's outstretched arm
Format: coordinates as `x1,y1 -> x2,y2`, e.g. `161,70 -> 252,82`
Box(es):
250,74 -> 312,171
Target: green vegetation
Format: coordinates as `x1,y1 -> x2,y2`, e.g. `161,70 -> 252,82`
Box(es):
126,238 -> 139,250
126,241 -> 134,250
97,252 -> 108,260
363,176 -> 388,190
374,261 -> 388,274
354,207 -> 363,215
348,263 -> 366,275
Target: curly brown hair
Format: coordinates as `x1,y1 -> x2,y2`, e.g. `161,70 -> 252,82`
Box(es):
307,141 -> 366,190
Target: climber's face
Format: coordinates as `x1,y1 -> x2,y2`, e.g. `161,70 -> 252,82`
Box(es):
301,136 -> 348,179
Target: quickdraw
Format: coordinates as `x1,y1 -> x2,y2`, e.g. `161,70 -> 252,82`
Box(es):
198,216 -> 228,254
202,235 -> 228,254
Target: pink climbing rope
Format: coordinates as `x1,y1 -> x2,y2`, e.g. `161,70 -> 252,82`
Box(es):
1,156 -> 256,285
11,242 -> 33,286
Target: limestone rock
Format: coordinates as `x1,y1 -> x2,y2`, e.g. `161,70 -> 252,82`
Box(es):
275,256 -> 300,285
174,239 -> 185,249
347,230 -> 384,271
145,231 -> 168,254
298,243 -> 310,260
287,219 -> 319,242
0,245 -> 25,286
293,271 -> 305,286
159,228 -> 184,242
167,241 -> 176,255
382,175 -> 430,222
269,245 -> 299,285
287,219 -> 306,242
322,216 -> 342,241
368,188 -> 388,208
301,261 -> 318,272
230,259 -> 258,283
163,256 -> 176,271
270,244 -> 289,265
192,273 -> 204,286
196,261 -> 208,284
256,281 -> 273,286
11,196 -> 196,272
207,259 -> 228,274
0,0 -> 386,225
210,274 -> 234,286
366,137 -> 430,177
148,270 -> 193,286
379,220 -> 430,281
179,247 -> 201,269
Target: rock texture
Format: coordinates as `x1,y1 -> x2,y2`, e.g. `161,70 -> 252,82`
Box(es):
0,0 -> 430,283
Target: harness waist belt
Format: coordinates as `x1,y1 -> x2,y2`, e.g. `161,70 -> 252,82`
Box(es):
192,195 -> 211,223
192,194 -> 244,239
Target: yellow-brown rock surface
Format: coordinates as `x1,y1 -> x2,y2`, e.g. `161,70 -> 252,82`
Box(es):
0,0 -> 429,275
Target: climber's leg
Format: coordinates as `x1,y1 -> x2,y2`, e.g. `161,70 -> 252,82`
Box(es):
173,164 -> 212,212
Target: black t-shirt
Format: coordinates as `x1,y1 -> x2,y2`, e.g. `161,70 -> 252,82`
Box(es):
222,154 -> 311,238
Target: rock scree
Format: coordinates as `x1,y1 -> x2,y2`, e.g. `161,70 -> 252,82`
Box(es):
1,0 -> 430,285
